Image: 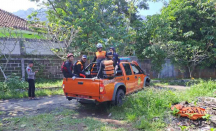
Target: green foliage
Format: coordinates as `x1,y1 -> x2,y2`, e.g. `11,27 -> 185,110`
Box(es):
172,107 -> 179,116
0,74 -> 63,99
143,44 -> 167,77
202,114 -> 211,121
0,73 -> 28,92
135,0 -> 216,77
211,128 -> 216,131
29,0 -> 154,56
179,125 -> 189,131
110,80 -> 216,130
110,88 -> 182,130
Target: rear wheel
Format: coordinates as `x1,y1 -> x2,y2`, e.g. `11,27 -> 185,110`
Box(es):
115,89 -> 125,106
145,79 -> 150,86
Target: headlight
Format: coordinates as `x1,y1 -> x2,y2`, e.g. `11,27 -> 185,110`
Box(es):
62,84 -> 65,89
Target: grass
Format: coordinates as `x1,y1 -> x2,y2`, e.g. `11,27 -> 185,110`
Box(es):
0,88 -> 63,100
35,79 -> 62,88
0,109 -> 126,131
109,80 -> 216,130
0,79 -> 63,99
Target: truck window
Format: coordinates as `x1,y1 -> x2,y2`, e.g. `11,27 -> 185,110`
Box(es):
116,66 -> 123,76
123,63 -> 132,75
131,64 -> 144,74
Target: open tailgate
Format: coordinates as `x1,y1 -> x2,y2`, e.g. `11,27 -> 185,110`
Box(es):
63,78 -> 100,97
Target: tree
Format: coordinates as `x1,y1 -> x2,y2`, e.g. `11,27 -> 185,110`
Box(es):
136,0 -> 216,78
0,27 -> 23,80
29,0 -> 160,56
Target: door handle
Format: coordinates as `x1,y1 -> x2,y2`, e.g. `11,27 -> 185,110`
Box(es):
135,76 -> 137,79
78,82 -> 83,85
127,77 -> 129,80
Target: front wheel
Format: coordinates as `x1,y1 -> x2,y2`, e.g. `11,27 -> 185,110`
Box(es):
115,89 -> 125,106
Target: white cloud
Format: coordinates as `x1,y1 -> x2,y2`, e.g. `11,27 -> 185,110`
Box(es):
0,0 -> 40,13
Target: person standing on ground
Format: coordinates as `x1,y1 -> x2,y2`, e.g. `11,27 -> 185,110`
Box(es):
26,61 -> 38,100
74,55 -> 87,78
61,53 -> 75,78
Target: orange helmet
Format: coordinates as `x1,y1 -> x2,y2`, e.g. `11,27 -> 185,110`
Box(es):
67,53 -> 74,58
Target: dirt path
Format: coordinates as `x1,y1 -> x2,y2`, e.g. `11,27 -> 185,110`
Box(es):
0,95 -> 79,118
155,85 -> 190,90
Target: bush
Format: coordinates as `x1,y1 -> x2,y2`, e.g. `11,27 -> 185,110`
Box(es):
0,73 -> 28,92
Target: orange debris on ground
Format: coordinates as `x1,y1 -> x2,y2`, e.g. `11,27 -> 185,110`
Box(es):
171,104 -> 206,120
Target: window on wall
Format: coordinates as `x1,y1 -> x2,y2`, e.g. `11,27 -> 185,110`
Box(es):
116,66 -> 123,76
123,63 -> 132,75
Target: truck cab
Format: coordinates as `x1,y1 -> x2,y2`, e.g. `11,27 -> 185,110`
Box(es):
62,58 -> 150,106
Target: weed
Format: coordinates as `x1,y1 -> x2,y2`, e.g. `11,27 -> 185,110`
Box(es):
172,107 -> 179,116
202,114 -> 211,121
179,125 -> 189,131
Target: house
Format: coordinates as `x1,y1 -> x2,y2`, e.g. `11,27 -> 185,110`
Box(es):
0,9 -> 28,30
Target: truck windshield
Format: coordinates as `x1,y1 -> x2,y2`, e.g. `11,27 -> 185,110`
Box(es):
122,63 -> 132,75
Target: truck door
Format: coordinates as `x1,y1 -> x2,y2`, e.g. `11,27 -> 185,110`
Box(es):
122,63 -> 135,93
130,63 -> 145,90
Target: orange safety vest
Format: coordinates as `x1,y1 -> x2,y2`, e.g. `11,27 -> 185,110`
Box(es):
103,60 -> 114,78
96,51 -> 106,60
76,60 -> 84,70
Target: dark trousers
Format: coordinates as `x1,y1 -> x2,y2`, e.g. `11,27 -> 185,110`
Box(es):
28,79 -> 35,97
63,73 -> 73,78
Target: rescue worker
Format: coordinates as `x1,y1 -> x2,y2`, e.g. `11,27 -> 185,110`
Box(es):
74,55 -> 87,78
61,53 -> 74,78
97,52 -> 115,79
109,47 -> 120,69
92,43 -> 107,70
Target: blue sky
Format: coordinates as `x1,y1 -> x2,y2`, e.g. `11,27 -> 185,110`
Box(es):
0,0 -> 166,16
139,1 -> 165,16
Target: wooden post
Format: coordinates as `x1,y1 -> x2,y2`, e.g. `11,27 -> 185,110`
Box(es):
21,58 -> 25,79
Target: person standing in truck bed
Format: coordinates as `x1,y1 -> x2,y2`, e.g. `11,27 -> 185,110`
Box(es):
92,43 -> 107,71
26,61 -> 38,100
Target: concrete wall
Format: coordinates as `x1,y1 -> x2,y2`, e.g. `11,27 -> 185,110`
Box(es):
0,56 -> 82,80
137,59 -> 216,79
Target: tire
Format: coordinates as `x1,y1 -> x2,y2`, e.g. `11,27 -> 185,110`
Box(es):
115,89 -> 125,106
145,79 -> 150,87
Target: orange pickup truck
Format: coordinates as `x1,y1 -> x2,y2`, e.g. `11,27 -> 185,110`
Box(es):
62,59 -> 150,106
